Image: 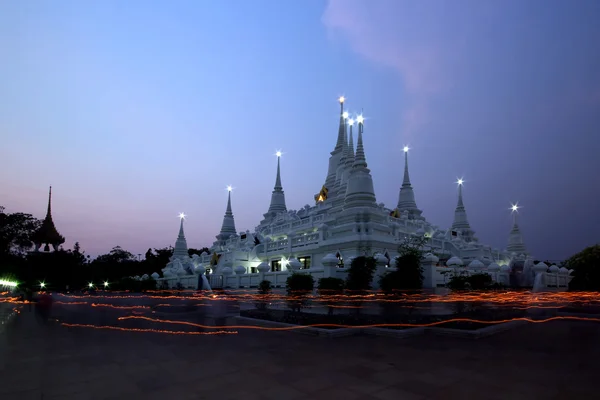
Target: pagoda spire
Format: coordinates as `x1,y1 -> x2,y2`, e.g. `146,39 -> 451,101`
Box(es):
451,179 -> 476,241
319,96 -> 349,201
261,151 -> 287,222
342,117 -> 355,183
507,203 -> 528,255
217,186 -> 237,240
173,213 -> 189,258
396,147 -> 423,218
31,186 -> 65,252
344,114 -> 377,209
335,118 -> 349,188
335,97 -> 347,151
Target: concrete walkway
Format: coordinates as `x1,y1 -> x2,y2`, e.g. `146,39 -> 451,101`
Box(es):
0,306 -> 599,399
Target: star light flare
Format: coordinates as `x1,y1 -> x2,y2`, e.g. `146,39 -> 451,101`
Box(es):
510,202 -> 520,213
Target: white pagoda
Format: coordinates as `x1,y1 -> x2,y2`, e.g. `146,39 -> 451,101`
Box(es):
161,97 -> 529,285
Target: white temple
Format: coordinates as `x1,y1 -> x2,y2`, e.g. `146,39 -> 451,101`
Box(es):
160,97 -> 533,287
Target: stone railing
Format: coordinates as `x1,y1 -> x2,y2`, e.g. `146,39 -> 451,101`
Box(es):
421,256 -> 573,291
156,255 -> 573,292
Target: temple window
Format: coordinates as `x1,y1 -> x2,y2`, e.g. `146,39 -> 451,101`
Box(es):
271,260 -> 282,272
299,256 -> 311,269
250,267 -> 257,274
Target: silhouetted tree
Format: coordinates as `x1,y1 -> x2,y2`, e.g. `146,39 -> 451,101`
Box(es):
0,206 -> 41,255
567,244 -> 600,291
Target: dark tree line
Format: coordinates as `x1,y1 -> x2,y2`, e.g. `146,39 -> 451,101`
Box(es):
0,206 -> 209,290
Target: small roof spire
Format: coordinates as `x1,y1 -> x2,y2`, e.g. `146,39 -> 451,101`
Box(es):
218,186 -> 237,239
274,152 -> 283,190
451,179 -> 475,241
396,147 -> 423,218
507,203 -> 528,254
262,151 -> 287,221
173,213 -> 189,258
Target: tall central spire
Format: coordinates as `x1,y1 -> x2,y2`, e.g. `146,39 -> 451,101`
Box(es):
342,118 -> 355,182
217,186 -> 237,240
335,96 -> 347,151
262,151 -> 287,223
319,96 -> 349,201
344,114 -> 377,209
451,179 -> 476,241
507,203 -> 528,255
173,213 -> 189,258
396,147 -> 423,218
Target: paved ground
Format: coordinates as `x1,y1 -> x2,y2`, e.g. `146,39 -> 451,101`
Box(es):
1,305 -> 599,400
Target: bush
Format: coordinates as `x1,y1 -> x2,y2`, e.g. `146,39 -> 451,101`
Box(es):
468,273 -> 493,290
255,280 -> 272,311
285,273 -> 314,313
258,280 -> 273,294
447,274 -> 470,290
566,244 -> 600,291
318,277 -> 345,316
345,256 -> 376,292
379,253 -> 424,295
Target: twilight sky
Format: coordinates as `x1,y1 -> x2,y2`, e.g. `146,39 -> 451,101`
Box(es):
1,0 -> 599,260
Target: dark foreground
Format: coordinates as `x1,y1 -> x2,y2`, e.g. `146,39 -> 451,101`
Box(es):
1,305 -> 599,400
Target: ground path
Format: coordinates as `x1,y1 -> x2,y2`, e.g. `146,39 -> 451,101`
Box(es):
0,304 -> 599,399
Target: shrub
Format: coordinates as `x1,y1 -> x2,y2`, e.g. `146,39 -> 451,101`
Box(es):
258,279 -> 273,294
285,273 -> 314,313
379,253 -> 424,295
255,280 -> 272,311
447,274 -> 470,290
468,273 -> 493,290
345,256 -> 376,292
566,244 -> 600,291
318,277 -> 345,316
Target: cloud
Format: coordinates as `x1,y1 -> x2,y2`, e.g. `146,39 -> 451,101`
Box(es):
322,0 -> 467,138
322,0 -> 600,140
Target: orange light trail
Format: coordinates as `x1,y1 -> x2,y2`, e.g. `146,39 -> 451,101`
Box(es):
117,315 -> 600,331
61,323 -> 238,335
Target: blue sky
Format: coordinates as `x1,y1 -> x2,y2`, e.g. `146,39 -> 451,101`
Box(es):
1,0 -> 599,260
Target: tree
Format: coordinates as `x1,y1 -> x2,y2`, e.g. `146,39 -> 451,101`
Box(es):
285,273 -> 315,313
567,244 -> 600,291
0,206 -> 41,255
345,256 -> 377,292
379,236 -> 428,294
255,280 -> 272,311
90,246 -> 139,282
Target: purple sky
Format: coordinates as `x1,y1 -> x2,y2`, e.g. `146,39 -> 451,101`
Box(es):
1,0 -> 599,260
